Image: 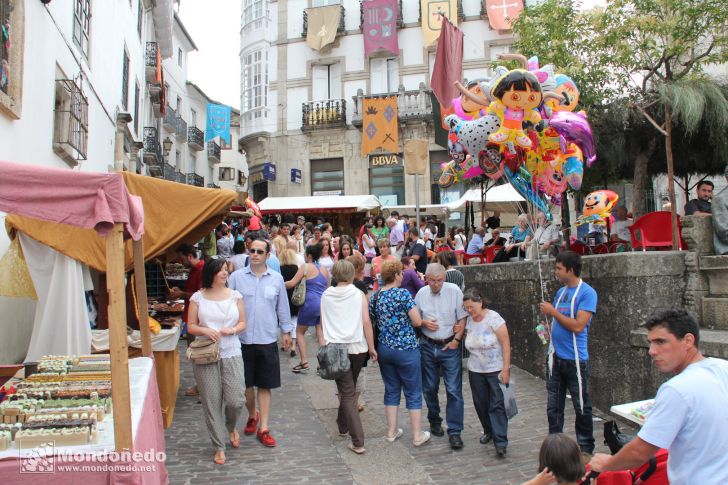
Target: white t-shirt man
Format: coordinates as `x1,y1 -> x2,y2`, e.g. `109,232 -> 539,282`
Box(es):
611,219 -> 633,241
638,357 -> 728,484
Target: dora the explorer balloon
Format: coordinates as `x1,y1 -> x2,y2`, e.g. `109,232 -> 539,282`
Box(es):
488,69 -> 543,149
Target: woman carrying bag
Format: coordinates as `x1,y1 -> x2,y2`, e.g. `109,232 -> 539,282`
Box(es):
187,258 -> 247,465
319,260 -> 377,454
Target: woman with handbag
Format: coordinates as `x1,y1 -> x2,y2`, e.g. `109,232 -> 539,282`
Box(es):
285,243 -> 330,373
460,290 -> 512,458
187,258 -> 247,466
370,260 -> 431,447
279,245 -> 302,358
319,260 -> 378,454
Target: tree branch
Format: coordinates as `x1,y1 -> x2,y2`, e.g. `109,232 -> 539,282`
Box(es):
631,103 -> 668,136
674,41 -> 716,79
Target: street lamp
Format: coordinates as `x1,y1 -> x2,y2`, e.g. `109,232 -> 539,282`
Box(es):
162,137 -> 173,158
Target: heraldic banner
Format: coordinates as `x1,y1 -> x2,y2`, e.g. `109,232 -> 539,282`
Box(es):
206,104 -> 231,143
306,5 -> 342,51
363,0 -> 399,57
361,96 -> 398,156
484,0 -> 524,30
420,0 -> 458,47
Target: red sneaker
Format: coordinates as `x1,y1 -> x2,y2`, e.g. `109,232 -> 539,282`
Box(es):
257,429 -> 277,447
244,412 -> 259,436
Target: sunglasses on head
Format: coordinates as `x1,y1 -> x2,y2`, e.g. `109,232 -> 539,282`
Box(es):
249,249 -> 266,255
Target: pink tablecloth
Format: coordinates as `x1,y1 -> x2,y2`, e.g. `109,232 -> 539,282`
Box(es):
0,359 -> 168,484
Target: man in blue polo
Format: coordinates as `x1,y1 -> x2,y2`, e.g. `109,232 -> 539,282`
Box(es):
228,238 -> 293,448
539,250 -> 598,457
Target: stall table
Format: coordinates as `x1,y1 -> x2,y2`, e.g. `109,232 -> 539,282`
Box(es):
0,357 -> 168,484
610,398 -> 655,427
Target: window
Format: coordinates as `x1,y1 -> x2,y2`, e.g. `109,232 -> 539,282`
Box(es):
311,158 -> 344,195
190,108 -> 197,127
488,43 -> 511,61
242,0 -> 264,26
312,63 -> 341,100
121,48 -> 129,109
177,48 -> 183,67
370,57 -> 399,94
369,156 -> 404,205
73,0 -> 91,59
0,0 -> 23,119
53,78 -> 89,165
312,0 -> 340,6
137,0 -> 143,37
242,48 -> 268,114
175,149 -> 180,167
134,81 -> 140,134
219,167 -> 236,181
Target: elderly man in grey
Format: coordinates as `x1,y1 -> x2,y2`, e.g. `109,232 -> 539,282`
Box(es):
414,263 -> 468,450
712,166 -> 728,255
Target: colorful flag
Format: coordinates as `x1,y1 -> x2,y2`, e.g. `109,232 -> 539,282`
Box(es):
363,0 -> 399,57
421,0 -> 458,47
361,96 -> 398,156
205,104 -> 231,143
306,5 -> 342,51
430,16 -> 463,109
485,0 -> 524,30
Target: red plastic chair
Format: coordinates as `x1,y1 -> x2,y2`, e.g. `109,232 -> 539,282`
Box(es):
570,241 -> 588,255
485,246 -> 503,263
592,243 -> 610,254
629,211 -> 687,251
463,252 -> 484,265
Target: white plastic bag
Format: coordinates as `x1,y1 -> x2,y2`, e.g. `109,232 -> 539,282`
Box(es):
499,381 -> 518,420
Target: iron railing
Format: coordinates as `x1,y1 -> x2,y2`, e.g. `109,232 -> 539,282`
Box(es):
360,0 -> 404,30
207,141 -> 221,163
174,115 -> 187,139
187,173 -> 204,187
351,84 -> 432,127
144,42 -> 159,84
163,104 -> 176,132
53,79 -> 89,162
207,183 -> 221,189
142,126 -> 162,169
301,99 -> 347,131
163,162 -> 176,181
302,4 -> 346,37
188,126 -> 204,150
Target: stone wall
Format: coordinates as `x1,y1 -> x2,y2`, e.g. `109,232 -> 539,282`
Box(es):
459,252 -> 688,412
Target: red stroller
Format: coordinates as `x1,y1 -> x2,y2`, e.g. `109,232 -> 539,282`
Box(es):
580,448 -> 669,484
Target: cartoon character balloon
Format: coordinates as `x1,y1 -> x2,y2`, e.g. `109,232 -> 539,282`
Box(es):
488,70 -> 543,149
576,190 -> 619,226
245,197 -> 261,218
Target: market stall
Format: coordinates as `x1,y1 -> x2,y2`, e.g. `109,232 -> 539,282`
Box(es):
258,194 -> 381,236
445,184 -> 527,228
0,160 -> 165,483
5,173 -> 236,429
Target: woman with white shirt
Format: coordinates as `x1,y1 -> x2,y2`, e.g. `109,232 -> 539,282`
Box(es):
460,290 -> 511,458
319,260 -> 378,454
187,258 -> 247,465
318,236 -> 335,274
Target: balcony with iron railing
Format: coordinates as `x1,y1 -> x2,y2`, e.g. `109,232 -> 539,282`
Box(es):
188,126 -> 204,151
187,173 -> 204,187
301,99 -> 347,132
302,4 -> 346,37
207,183 -> 221,189
175,170 -> 187,184
163,162 -> 176,181
174,115 -> 187,139
142,127 -> 163,174
145,42 -> 160,85
207,141 -> 221,163
351,83 -> 433,127
163,104 -> 176,132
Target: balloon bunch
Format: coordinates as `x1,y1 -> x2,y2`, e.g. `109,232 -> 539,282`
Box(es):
575,190 -> 619,226
438,53 -> 597,219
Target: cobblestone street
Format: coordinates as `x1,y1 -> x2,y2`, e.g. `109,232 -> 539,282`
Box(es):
165,337 -> 615,485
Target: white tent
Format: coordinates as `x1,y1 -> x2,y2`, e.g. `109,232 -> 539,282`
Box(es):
446,184 -> 525,212
258,194 -> 381,214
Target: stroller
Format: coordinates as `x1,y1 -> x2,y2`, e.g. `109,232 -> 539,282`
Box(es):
579,421 -> 669,485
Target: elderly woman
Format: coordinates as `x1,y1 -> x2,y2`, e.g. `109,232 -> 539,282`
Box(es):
460,290 -> 511,458
371,238 -> 397,291
319,260 -> 377,454
187,258 -> 247,465
370,260 -> 431,447
493,214 -> 533,263
527,212 -> 561,260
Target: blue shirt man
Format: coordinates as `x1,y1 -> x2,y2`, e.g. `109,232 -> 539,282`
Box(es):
539,251 -> 597,455
466,228 -> 486,254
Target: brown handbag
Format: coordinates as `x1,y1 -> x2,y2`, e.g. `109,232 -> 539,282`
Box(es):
186,338 -> 220,365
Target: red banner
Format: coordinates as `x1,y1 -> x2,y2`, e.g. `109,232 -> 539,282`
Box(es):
363,0 -> 399,57
485,0 -> 523,30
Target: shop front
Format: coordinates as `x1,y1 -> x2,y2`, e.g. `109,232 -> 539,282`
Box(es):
369,153 -> 405,206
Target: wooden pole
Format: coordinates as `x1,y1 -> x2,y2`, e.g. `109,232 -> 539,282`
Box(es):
106,223 -> 133,451
133,238 -> 153,357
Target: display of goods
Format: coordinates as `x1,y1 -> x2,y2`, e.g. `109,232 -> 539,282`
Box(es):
15,426 -> 96,449
0,430 -> 10,451
23,418 -> 96,431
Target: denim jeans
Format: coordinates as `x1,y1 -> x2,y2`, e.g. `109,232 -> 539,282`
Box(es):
468,370 -> 508,448
546,355 -> 595,453
420,338 -> 464,435
377,343 -> 422,409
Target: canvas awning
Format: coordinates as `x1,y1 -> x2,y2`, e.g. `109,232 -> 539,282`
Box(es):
445,184 -> 525,212
258,195 -> 381,215
0,160 -> 144,240
6,172 -> 237,271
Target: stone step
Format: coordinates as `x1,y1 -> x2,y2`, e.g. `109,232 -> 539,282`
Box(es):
702,297 -> 728,330
631,328 -> 728,359
700,255 -> 728,296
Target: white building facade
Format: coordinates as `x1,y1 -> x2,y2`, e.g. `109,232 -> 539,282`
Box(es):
238,0 -> 518,205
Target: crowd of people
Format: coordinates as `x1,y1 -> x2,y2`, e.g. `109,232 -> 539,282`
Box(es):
169,208 -> 728,484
